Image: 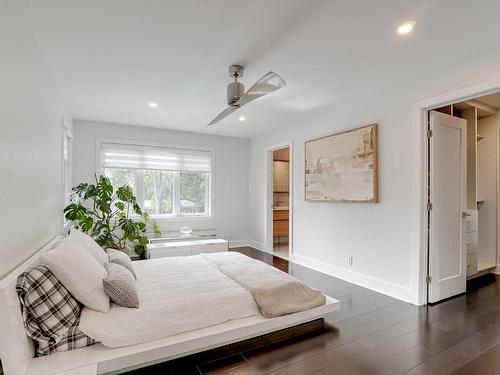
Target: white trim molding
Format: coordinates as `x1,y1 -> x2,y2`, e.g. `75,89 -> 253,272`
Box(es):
94,137 -> 216,222
228,239 -> 250,248
411,76 -> 500,306
265,140 -> 294,260
61,117 -> 73,233
292,254 -> 413,303
247,240 -> 266,251
226,239 -> 265,251
493,265 -> 500,275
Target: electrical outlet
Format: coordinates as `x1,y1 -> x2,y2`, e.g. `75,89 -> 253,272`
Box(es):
348,255 -> 353,267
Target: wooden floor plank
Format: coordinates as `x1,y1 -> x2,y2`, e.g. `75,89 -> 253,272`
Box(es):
409,314 -> 500,375
452,342 -> 500,375
121,248 -> 500,375
198,354 -> 248,374
367,344 -> 434,375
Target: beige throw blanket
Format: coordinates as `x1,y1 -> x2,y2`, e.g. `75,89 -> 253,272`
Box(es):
202,252 -> 326,317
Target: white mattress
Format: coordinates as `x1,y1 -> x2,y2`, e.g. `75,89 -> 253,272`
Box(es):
79,255 -> 258,348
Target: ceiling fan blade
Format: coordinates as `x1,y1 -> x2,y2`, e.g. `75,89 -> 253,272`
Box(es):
236,71 -> 286,107
207,106 -> 238,126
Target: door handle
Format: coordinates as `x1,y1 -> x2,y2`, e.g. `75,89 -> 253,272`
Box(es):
462,212 -> 471,218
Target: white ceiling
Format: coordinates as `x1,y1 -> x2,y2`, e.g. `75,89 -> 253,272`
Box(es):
19,0 -> 500,138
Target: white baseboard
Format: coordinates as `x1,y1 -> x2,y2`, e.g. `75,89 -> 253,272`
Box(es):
228,239 -> 250,248
228,239 -> 266,249
494,264 -> 500,274
247,240 -> 265,251
228,239 -> 268,252
292,254 -> 413,303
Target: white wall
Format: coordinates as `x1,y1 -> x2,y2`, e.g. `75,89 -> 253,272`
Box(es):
477,114 -> 497,268
249,44 -> 500,303
72,120 -> 250,245
0,0 -> 71,278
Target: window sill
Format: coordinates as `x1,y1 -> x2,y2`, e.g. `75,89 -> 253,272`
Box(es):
124,213 -> 214,223
147,215 -> 214,222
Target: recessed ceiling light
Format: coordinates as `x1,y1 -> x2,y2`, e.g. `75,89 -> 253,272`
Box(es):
397,21 -> 416,34
148,102 -> 158,108
238,115 -> 246,122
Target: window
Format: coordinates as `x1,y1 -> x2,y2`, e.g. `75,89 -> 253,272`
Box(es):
100,142 -> 212,218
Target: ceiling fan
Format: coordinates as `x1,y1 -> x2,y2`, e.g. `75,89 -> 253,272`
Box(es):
207,65 -> 286,126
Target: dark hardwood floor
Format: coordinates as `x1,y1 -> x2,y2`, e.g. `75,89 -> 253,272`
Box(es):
121,248 -> 500,374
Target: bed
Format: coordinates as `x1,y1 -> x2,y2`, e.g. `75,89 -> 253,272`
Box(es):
0,236 -> 340,375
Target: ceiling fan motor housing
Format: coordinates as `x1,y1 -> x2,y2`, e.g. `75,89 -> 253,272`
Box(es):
227,81 -> 244,106
207,65 -> 285,126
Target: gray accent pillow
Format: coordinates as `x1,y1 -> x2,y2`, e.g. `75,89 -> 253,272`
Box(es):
103,263 -> 139,308
106,249 -> 137,279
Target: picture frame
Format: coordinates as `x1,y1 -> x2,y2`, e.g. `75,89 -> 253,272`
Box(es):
304,123 -> 379,203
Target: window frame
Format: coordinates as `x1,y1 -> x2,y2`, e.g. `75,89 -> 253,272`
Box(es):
96,138 -> 215,222
62,119 -> 73,230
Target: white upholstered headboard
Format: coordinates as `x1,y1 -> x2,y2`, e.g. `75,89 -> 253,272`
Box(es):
0,236 -> 63,375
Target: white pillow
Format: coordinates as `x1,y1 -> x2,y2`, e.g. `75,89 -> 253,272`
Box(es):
69,228 -> 108,266
107,249 -> 137,280
39,240 -> 110,312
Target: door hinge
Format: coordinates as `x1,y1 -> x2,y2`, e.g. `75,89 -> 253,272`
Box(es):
427,202 -> 433,211
427,129 -> 433,138
426,275 -> 432,284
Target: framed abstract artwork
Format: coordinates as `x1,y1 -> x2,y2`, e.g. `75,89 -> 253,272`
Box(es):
305,123 -> 379,202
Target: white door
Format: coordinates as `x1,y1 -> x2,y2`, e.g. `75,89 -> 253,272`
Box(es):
428,111 -> 467,303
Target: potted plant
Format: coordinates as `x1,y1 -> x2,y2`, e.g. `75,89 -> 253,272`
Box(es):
63,175 -> 150,258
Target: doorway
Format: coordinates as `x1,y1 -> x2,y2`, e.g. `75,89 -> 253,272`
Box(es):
266,142 -> 293,260
426,93 -> 500,304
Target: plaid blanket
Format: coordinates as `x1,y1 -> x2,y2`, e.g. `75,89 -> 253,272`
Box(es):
16,265 -> 97,356
37,325 -> 97,356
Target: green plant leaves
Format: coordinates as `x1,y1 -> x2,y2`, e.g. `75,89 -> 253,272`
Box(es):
134,244 -> 146,258
63,174 -> 151,259
63,204 -> 93,233
96,198 -> 112,214
138,235 -> 148,246
94,231 -> 114,248
80,216 -> 94,232
134,236 -> 149,258
64,203 -> 87,221
133,202 -> 142,215
72,183 -> 97,202
96,175 -> 113,200
152,221 -> 162,238
116,185 -> 134,203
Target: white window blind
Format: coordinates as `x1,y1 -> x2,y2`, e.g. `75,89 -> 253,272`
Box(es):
101,143 -> 211,173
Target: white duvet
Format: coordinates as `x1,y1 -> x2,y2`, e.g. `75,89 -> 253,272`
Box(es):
79,255 -> 258,348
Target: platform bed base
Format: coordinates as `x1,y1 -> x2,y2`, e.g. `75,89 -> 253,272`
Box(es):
26,304 -> 336,375
120,318 -> 325,374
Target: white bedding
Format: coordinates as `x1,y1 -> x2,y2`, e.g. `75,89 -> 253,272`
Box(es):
79,255 -> 257,348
